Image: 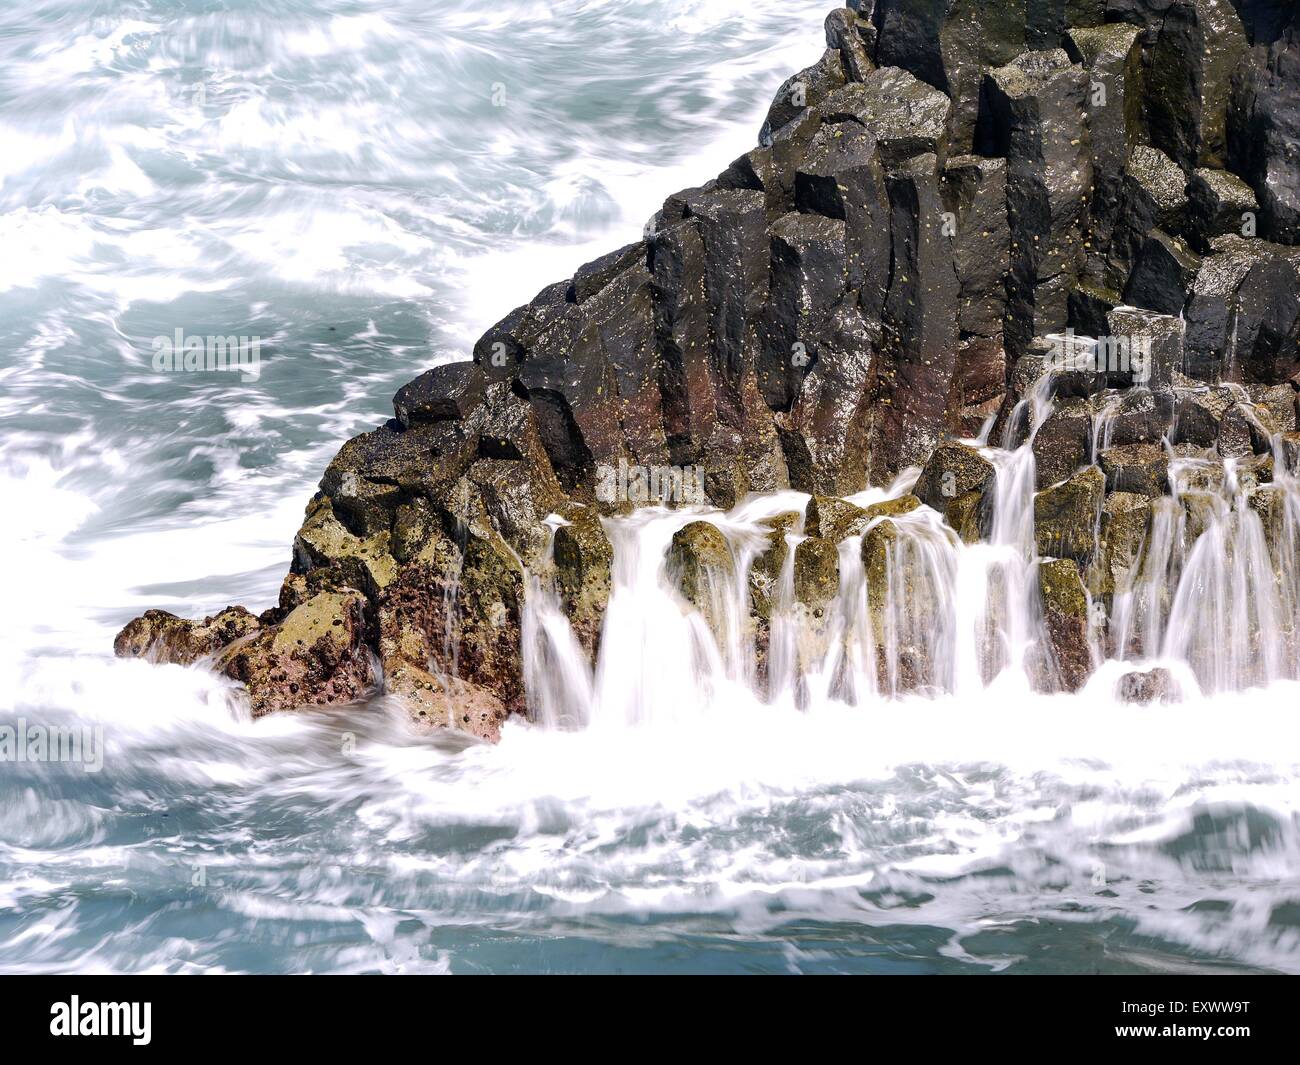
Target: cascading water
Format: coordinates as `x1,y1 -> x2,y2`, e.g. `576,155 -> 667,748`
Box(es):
6,0 -> 1300,977
518,338 -> 1300,723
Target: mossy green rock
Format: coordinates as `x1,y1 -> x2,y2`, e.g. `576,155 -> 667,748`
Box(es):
945,489 -> 989,544
553,505 -> 614,656
293,495 -> 399,597
1099,442 -> 1169,497
914,442 -> 995,513
806,493 -> 920,543
805,496 -> 869,542
113,606 -> 261,665
1088,491 -> 1152,600
793,536 -> 840,611
1034,465 -> 1104,562
1038,558 -> 1093,693
216,590 -> 374,717
669,521 -> 731,607
750,512 -> 800,620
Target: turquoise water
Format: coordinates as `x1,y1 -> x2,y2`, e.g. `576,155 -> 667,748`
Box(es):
2,0 -> 1299,974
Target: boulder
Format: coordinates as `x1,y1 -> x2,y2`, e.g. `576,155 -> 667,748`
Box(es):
668,521 -> 732,608
1186,167 -> 1260,253
914,442 -> 996,511
1035,465 -> 1105,560
749,512 -> 800,622
215,590 -> 373,717
818,66 -> 952,168
761,48 -> 846,145
393,361 -> 485,427
825,7 -> 875,81
552,506 -> 614,658
1102,387 -> 1176,447
569,242 -> 647,304
806,492 -> 921,542
1116,666 -> 1181,704
1123,230 -> 1202,317
1173,384 -> 1236,445
1088,490 -> 1153,603
1218,400 -> 1276,456
1110,145 -> 1189,284
1033,397 -> 1095,488
793,535 -> 841,612
1105,305 -> 1185,391
113,606 -> 261,665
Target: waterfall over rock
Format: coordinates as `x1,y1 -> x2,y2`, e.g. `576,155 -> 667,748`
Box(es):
113,1 -> 1300,735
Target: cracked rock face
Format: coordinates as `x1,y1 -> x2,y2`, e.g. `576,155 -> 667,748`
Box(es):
117,1 -> 1300,732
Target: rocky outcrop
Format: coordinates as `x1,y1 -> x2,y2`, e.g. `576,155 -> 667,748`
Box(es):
116,2 -> 1300,727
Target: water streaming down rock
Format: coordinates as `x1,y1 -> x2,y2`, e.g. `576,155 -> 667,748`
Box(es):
111,1 -> 1300,736
518,350 -> 1300,723
1111,441 -> 1300,693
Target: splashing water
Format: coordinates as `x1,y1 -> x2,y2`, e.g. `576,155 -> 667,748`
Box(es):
3,0 -> 1300,974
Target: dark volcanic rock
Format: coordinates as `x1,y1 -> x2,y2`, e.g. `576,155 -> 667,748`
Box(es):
870,152 -> 961,479
1109,145 -> 1190,287
981,49 -> 1092,358
1065,23 -> 1146,285
1146,0 -> 1248,172
943,154 -> 1011,339
761,47 -> 845,147
819,66 -> 952,168
873,0 -> 1030,152
1186,167 -> 1260,253
756,212 -> 847,412
795,117 -> 891,314
1123,229 -> 1202,317
1228,13 -> 1300,243
394,361 -> 485,427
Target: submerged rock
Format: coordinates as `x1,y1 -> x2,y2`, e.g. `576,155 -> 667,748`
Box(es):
1116,666 -> 1181,705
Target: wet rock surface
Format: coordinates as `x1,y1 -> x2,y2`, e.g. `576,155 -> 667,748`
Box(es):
117,2 -> 1300,728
